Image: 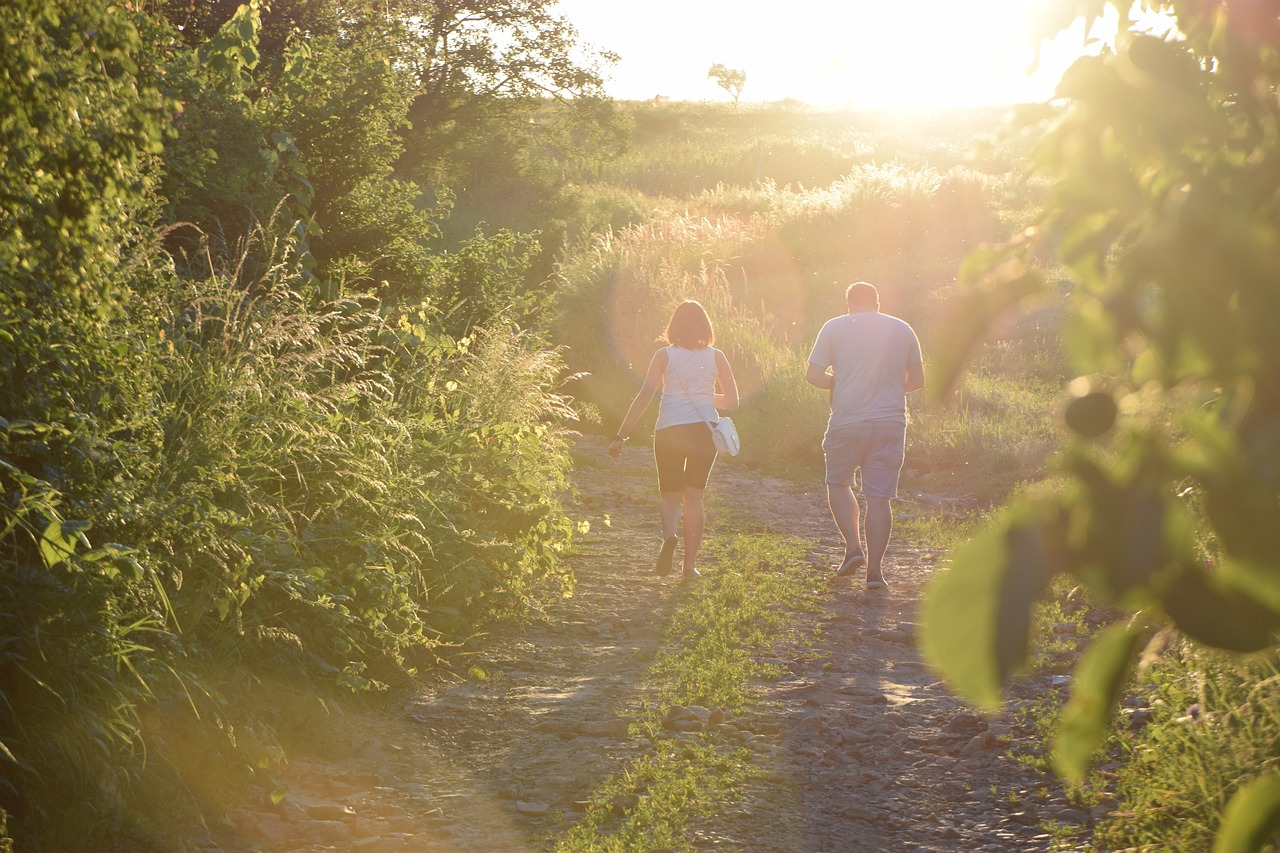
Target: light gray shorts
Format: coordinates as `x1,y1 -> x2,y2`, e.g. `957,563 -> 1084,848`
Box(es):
822,421 -> 906,498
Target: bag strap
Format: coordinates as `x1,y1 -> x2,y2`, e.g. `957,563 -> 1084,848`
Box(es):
667,347 -> 719,426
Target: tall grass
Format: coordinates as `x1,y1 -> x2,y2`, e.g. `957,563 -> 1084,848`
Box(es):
150,232 -> 581,675
1093,648 -> 1280,850
2,220 -> 585,847
554,119 -> 1057,504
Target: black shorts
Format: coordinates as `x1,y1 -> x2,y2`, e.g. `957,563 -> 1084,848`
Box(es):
654,423 -> 717,493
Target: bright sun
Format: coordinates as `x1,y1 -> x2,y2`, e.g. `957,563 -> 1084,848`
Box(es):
556,0 -> 1093,109
785,2 -> 1050,108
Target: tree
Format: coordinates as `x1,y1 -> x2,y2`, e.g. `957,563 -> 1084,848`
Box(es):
708,63 -> 746,109
920,2 -> 1280,848
0,0 -> 168,308
388,0 -> 619,182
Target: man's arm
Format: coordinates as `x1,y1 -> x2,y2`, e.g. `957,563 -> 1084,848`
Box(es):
806,362 -> 834,391
904,360 -> 925,394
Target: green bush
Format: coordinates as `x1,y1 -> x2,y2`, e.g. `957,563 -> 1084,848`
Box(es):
1,2 -> 586,844
1095,649 -> 1280,851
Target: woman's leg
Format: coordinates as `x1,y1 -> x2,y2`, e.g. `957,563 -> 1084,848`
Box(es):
660,491 -> 683,539
681,487 -> 705,574
653,428 -> 684,575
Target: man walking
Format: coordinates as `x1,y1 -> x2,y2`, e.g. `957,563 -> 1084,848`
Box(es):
806,282 -> 924,590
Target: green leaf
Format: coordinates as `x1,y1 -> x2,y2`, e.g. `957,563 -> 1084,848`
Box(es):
920,511 -> 1051,709
1217,556 -> 1280,615
1054,620 -> 1144,783
1213,773 -> 1280,853
1163,567 -> 1280,653
929,258 -> 1046,401
39,519 -> 83,568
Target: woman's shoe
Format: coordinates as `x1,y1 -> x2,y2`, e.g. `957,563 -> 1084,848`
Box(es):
681,566 -> 701,581
656,536 -> 678,576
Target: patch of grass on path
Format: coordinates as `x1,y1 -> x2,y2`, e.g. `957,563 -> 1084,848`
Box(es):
550,533 -> 823,851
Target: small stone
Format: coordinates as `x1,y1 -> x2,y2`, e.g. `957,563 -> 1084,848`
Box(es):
1007,809 -> 1039,826
611,793 -> 641,815
666,718 -> 703,732
1054,808 -> 1090,824
303,802 -> 357,822
578,719 -> 630,738
515,801 -> 550,817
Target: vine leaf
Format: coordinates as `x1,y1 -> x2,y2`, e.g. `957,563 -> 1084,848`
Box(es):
1213,773 -> 1280,853
1163,567 -> 1280,653
39,519 -> 90,569
920,511 -> 1050,710
1054,620 -> 1145,783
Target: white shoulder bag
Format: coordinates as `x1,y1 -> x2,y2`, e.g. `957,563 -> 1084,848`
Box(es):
670,349 -> 739,456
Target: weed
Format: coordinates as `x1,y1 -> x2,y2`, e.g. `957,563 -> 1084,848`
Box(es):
1093,648 -> 1280,851
550,532 -> 821,851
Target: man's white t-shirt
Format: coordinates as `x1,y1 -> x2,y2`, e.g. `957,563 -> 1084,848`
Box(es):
808,311 -> 923,429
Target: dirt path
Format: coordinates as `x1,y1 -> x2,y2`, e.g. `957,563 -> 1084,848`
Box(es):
213,435 -> 1094,852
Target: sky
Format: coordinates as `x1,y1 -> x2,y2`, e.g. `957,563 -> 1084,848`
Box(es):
552,1 -> 1100,109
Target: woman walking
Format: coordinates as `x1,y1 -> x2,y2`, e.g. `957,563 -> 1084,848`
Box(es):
608,301 -> 739,580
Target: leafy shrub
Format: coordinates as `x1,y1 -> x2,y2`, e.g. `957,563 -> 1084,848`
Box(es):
920,4 -> 1280,848
1094,649 -> 1280,851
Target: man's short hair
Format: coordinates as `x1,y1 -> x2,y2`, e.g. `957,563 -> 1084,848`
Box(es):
845,282 -> 879,310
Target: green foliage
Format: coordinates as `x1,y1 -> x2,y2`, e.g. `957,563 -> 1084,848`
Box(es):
1053,620 -> 1145,780
397,0 -> 617,169
148,234 -> 578,671
0,4 -> 177,835
428,229 -> 551,337
1216,773 -> 1280,853
319,177 -> 447,302
1092,650 -> 1280,852
0,0 -> 169,308
2,0 -> 589,845
920,2 -> 1280,846
158,0 -> 293,250
262,26 -> 414,216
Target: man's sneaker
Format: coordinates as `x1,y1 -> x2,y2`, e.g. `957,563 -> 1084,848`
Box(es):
656,536 -> 678,576
681,566 -> 701,581
831,552 -> 866,583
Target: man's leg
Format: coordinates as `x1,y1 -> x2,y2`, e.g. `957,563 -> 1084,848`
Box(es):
865,495 -> 892,583
826,483 -> 864,562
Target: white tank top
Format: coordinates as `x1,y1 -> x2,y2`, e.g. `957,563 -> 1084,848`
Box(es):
655,346 -> 719,430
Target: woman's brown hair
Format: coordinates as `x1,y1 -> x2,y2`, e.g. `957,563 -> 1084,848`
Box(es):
664,300 -> 715,349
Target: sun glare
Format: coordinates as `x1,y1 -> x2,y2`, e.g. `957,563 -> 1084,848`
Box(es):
787,3 -> 1049,108
557,0 -> 1097,109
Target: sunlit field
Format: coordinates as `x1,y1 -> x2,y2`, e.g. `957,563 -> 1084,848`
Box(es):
552,101 -> 1065,509
9,2 -> 1280,850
